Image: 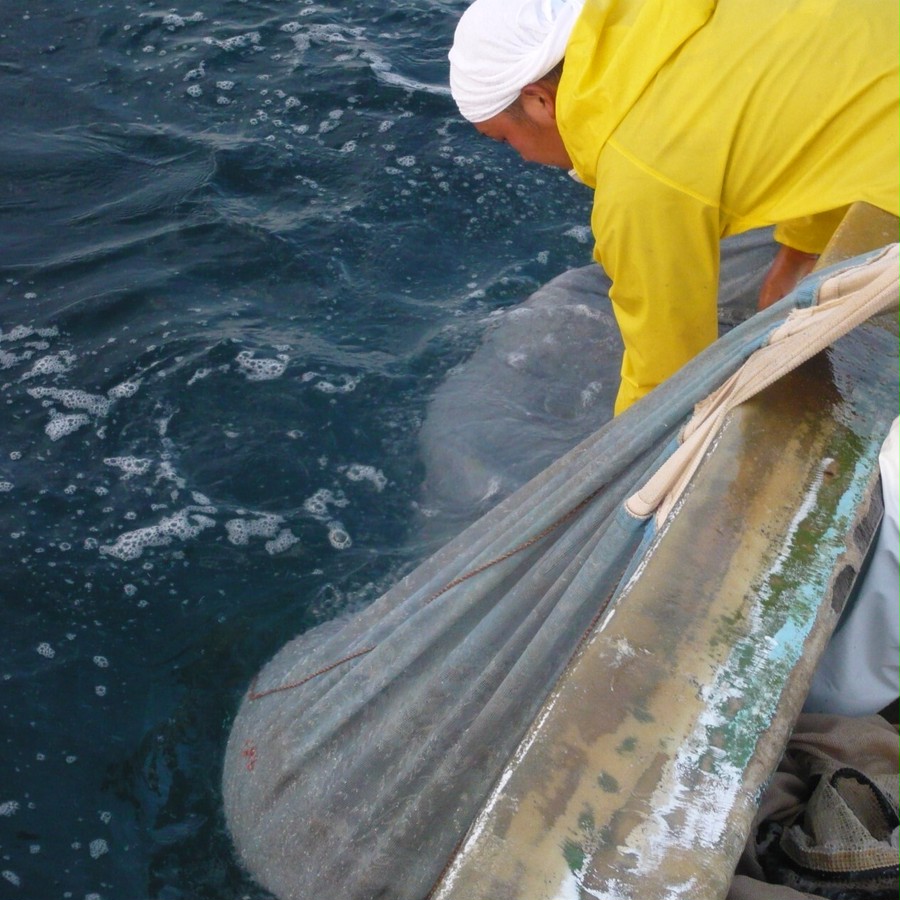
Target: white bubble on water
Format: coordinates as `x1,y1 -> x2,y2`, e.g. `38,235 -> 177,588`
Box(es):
22,351 -> 76,379
88,837 -> 109,858
99,509 -> 216,561
183,61 -> 206,81
155,460 -> 186,491
235,350 -> 289,381
265,529 -> 299,555
581,381 -> 605,408
156,413 -> 173,438
107,381 -> 140,400
318,108 -> 344,134
564,224 -> 593,244
313,374 -> 360,394
340,141 -> 357,154
0,800 -> 19,817
93,656 -> 109,668
36,643 -> 55,658
186,84 -> 203,98
225,513 -> 282,546
45,412 -> 91,441
327,522 -> 352,550
94,685 -> 107,697
187,367 -> 211,385
204,31 -> 261,51
303,488 -> 349,520
28,386 -> 110,416
1,325 -> 43,342
161,11 -> 205,29
0,482 -> 12,492
342,464 -> 387,491
1,870 -> 20,887
103,457 -> 152,478
0,348 -> 26,369
216,80 -> 235,90
124,584 -> 137,596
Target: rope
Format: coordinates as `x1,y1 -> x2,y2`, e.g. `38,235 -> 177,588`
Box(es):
247,481 -> 608,702
247,645 -> 376,701
423,481 -> 607,605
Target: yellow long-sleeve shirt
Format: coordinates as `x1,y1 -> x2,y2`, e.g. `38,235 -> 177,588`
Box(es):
556,0 -> 899,413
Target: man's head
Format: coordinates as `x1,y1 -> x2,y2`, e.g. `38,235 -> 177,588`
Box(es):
448,0 -> 584,168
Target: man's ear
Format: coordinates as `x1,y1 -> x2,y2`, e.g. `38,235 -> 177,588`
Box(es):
519,81 -> 558,125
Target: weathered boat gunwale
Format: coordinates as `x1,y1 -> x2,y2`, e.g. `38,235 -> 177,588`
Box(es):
431,206 -> 899,900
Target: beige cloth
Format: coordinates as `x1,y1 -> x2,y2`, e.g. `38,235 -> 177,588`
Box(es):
728,713 -> 899,900
626,244 -> 900,527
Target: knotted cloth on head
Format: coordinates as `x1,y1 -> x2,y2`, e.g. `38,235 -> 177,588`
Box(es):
449,0 -> 585,123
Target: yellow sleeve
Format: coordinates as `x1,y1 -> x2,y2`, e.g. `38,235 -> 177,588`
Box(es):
592,142 -> 721,415
773,207 -> 849,255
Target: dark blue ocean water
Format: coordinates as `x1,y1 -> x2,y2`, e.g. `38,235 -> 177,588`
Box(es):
0,1 -> 592,897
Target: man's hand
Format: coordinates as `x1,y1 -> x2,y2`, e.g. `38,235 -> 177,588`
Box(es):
758,244 -> 819,310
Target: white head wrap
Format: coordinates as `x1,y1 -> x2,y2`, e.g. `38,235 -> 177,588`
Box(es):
448,0 -> 585,123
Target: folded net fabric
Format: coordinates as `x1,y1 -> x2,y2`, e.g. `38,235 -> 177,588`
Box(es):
222,245 -> 898,900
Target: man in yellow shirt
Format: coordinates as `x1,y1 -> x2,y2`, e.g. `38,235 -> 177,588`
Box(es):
449,0 -> 899,414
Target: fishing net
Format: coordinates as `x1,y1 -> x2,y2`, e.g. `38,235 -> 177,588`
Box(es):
222,244 -> 898,900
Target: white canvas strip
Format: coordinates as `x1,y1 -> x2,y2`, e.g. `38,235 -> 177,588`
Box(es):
626,244 -> 899,526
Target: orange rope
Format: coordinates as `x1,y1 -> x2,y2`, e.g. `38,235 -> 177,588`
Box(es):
247,482 -> 607,701
247,645 -> 376,701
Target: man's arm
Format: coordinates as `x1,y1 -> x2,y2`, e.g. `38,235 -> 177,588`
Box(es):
591,144 -> 721,415
759,208 -> 850,309
757,244 -> 818,310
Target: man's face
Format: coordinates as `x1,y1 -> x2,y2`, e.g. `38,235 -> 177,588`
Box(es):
474,107 -> 573,169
